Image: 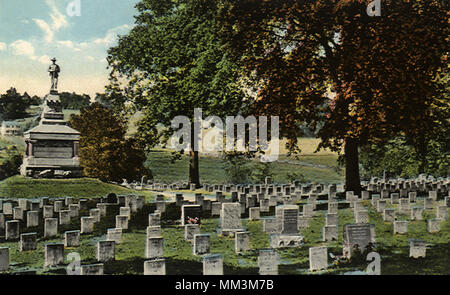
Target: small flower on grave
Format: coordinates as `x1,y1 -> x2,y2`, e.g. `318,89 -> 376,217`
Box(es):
187,216 -> 199,224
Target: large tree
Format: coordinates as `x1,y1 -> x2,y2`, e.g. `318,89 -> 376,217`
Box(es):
218,0 -> 448,192
69,103 -> 148,183
106,0 -> 247,187
0,88 -> 30,120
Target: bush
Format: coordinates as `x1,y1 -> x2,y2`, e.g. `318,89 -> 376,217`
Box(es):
69,103 -> 149,182
0,147 -> 22,180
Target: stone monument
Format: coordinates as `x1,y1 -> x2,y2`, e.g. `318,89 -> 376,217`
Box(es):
20,58 -> 82,178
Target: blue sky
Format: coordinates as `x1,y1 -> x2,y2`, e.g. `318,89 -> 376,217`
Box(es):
0,0 -> 139,97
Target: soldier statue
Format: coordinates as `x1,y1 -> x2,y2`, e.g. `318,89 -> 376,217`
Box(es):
48,58 -> 60,93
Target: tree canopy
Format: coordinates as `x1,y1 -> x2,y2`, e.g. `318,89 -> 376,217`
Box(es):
0,88 -> 31,120
106,0 -> 248,186
217,0 -> 448,191
59,92 -> 91,110
69,103 -> 149,183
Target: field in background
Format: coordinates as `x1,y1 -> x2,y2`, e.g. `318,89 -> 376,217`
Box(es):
146,149 -> 343,185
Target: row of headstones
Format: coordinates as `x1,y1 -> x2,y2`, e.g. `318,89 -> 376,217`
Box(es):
158,190 -> 446,273
365,175 -> 450,193
151,175 -> 449,197
369,196 -> 447,234
0,194 -> 147,274
176,188 -> 448,240
1,199 -> 104,241
151,181 -> 338,197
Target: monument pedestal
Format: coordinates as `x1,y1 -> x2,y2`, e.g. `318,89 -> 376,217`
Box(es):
20,92 -> 81,178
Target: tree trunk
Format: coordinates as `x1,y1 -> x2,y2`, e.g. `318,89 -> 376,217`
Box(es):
188,124 -> 200,188
189,150 -> 200,188
344,137 -> 361,194
415,137 -> 428,174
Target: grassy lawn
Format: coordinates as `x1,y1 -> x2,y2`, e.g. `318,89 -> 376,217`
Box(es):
146,149 -> 343,185
0,176 -> 154,200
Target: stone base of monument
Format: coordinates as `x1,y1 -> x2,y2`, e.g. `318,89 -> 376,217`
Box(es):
21,164 -> 83,179
270,234 -> 304,248
20,89 -> 82,179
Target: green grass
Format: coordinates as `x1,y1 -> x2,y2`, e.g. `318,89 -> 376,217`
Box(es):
0,176 -> 154,200
146,149 -> 343,185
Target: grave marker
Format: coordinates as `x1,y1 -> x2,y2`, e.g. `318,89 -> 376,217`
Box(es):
26,211 -> 39,228
220,203 -> 242,235
235,231 -> 250,253
322,225 -> 338,242
343,224 -> 373,258
144,259 -> 166,275
309,246 -> 328,272
81,216 -> 95,234
59,210 -> 71,225
203,254 -> 223,275
115,215 -> 128,230
393,221 -> 408,234
97,240 -> 115,262
107,228 -> 122,244
409,240 -> 427,258
44,243 -> 64,267
19,233 -> 37,251
64,230 -> 80,247
355,210 -> 369,224
258,250 -> 278,275
44,218 -> 58,238
181,205 -> 201,226
146,226 -> 161,238
81,264 -> 104,275
5,220 -> 20,240
428,219 -> 440,233
383,208 -> 395,222
193,234 -> 210,255
249,207 -> 260,221
0,247 -> 9,271
184,224 -> 200,241
146,237 -> 164,259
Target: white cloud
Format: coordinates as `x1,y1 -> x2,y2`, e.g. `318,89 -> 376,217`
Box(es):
94,24 -> 130,45
38,55 -> 51,64
0,42 -> 6,51
46,0 -> 68,30
86,56 -> 95,61
21,19 -> 30,24
57,40 -> 74,48
9,40 -> 35,58
33,0 -> 68,43
33,18 -> 54,43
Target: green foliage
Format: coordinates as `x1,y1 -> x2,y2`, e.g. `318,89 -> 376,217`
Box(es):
286,171 -> 306,184
0,88 -> 31,120
0,146 -> 22,180
69,103 -> 150,182
106,0 -> 248,184
360,137 -> 450,179
59,92 -> 91,110
218,0 -> 448,190
251,161 -> 273,184
222,152 -> 253,184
